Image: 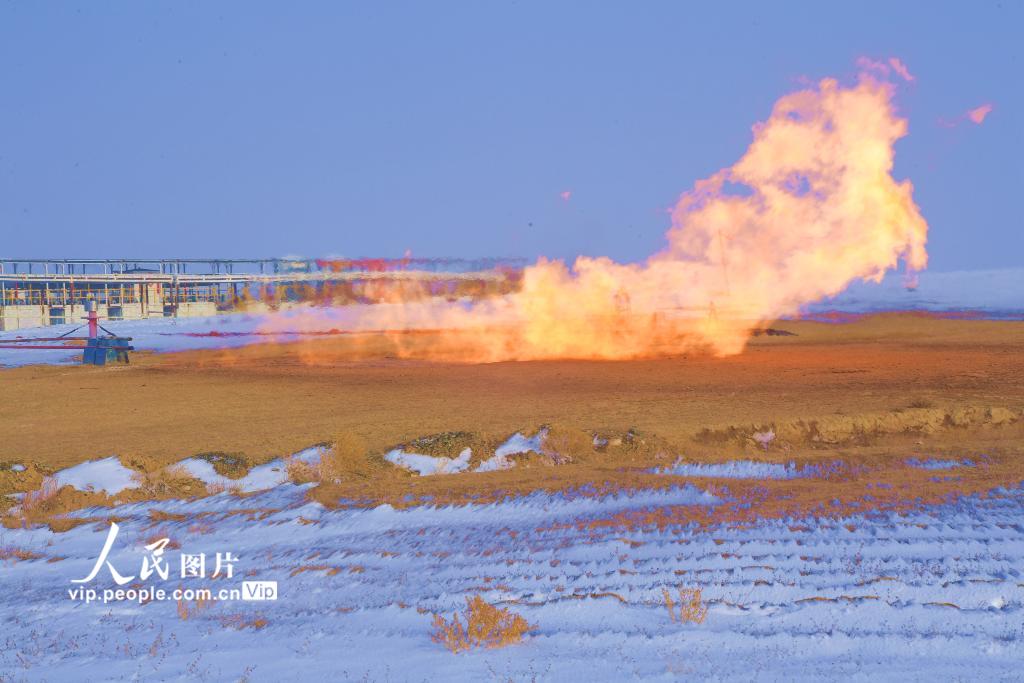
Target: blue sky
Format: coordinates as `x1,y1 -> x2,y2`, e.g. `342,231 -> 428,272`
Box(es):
1,1 -> 1019,270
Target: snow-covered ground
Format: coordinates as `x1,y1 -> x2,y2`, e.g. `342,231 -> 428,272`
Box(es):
654,459 -> 809,480
52,456 -> 138,495
1,474 -> 1020,681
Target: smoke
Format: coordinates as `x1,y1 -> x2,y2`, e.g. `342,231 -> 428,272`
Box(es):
855,56 -> 915,83
259,62 -> 929,362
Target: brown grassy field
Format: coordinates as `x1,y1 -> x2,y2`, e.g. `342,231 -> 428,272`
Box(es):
1,313 -> 1022,474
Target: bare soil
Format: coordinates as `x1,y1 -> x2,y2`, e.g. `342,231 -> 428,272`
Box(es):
1,314 -> 1022,471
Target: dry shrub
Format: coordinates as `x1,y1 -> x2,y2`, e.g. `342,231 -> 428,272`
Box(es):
0,546 -> 44,562
662,587 -> 707,624
5,478 -> 114,529
285,458 -> 319,485
540,424 -> 594,465
21,477 -> 60,515
131,464 -> 206,499
319,432 -> 391,482
430,595 -> 533,653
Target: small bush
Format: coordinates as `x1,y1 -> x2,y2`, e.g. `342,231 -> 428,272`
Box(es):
22,477 -> 59,514
285,458 -> 319,485
431,595 -> 533,652
9,478 -> 113,528
319,432 -> 380,482
662,586 -> 707,624
131,464 -> 204,499
540,424 -> 594,465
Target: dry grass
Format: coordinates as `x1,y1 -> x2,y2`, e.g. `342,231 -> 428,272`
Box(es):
218,613 -> 269,630
129,462 -> 207,499
0,315 -> 1021,530
202,481 -> 244,497
0,463 -> 44,499
21,477 -> 59,515
2,314 -> 1021,471
540,423 -> 595,465
430,595 -> 534,653
3,478 -> 115,530
694,404 -> 1022,453
663,587 -> 708,624
176,590 -> 215,620
0,546 -> 44,562
285,457 -> 319,485
319,432 -> 375,482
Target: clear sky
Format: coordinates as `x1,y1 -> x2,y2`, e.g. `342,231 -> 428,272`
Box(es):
1,1 -> 1020,271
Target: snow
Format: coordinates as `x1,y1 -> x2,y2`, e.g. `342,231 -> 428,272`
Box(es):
654,459 -> 809,479
288,446 -> 327,465
51,456 -> 138,495
906,457 -> 975,470
44,448 -> 332,497
475,430 -> 546,472
385,447 -> 472,475
176,458 -> 285,493
176,447 -> 327,493
0,312 -> 279,367
2,477 -> 1021,680
385,432 -> 547,476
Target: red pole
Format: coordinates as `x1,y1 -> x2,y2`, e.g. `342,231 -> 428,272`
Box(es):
86,300 -> 99,338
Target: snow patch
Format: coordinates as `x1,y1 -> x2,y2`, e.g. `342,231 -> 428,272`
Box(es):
475,430 -> 546,472
288,445 -> 328,465
176,457 -> 290,493
906,457 -> 975,470
177,455 -> 304,493
53,456 -> 137,494
654,459 -> 808,479
385,447 -> 471,476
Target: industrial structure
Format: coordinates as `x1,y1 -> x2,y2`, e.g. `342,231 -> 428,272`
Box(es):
0,301 -> 133,364
0,257 -> 525,331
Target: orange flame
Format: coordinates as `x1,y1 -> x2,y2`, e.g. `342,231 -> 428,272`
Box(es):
259,64 -> 928,362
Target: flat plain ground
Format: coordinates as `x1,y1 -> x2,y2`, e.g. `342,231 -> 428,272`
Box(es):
3,314 -> 1024,680
1,313 -> 1022,470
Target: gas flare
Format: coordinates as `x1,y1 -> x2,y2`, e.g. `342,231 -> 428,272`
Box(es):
259,63 -> 928,362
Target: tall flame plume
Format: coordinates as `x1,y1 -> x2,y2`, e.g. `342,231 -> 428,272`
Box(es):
260,64 -> 928,362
